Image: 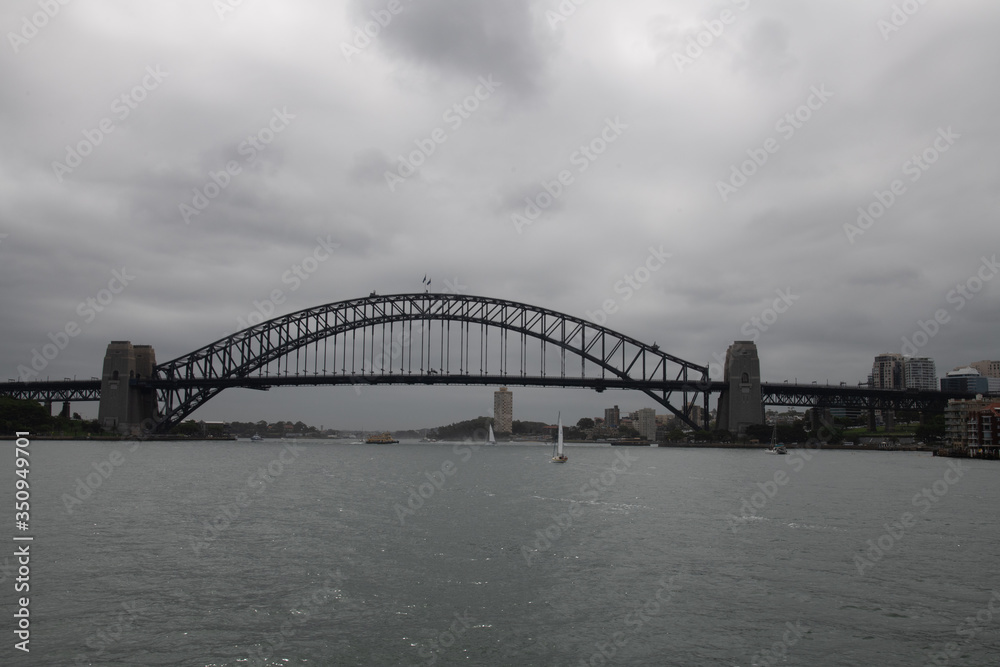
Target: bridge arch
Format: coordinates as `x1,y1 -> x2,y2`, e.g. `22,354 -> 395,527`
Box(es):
145,293 -> 710,433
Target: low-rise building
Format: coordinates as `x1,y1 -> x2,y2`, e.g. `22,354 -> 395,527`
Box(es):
941,368 -> 989,393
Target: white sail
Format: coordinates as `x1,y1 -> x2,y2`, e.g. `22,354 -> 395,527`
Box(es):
557,414 -> 564,457
488,423 -> 496,444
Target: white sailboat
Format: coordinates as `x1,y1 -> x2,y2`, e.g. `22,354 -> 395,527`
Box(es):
551,413 -> 568,463
765,422 -> 787,455
487,423 -> 496,445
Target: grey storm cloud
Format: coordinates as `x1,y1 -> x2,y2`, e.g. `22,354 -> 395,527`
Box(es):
348,0 -> 554,95
1,0 -> 999,429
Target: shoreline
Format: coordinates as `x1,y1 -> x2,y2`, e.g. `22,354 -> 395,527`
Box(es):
1,435 -> 936,452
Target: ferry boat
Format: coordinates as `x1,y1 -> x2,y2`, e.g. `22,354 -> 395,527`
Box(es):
366,432 -> 399,444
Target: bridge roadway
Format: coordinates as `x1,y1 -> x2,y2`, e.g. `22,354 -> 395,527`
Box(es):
2,379 -> 101,402
1,377 -> 978,412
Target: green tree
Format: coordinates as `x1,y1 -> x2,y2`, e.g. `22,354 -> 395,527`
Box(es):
746,423 -> 772,442
173,420 -> 202,436
512,420 -> 548,435
434,416 -> 493,440
915,415 -> 945,441
576,418 -> 595,430
619,425 -> 640,438
0,397 -> 100,436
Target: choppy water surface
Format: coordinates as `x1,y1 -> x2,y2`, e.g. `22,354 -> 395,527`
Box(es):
3,439 -> 999,665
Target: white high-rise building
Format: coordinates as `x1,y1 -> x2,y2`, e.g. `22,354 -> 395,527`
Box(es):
904,357 -> 937,391
637,408 -> 657,441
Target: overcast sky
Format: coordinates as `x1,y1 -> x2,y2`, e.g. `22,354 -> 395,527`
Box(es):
2,0 -> 998,430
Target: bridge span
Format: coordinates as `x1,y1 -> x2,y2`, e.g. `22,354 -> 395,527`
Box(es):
1,292 -> 979,435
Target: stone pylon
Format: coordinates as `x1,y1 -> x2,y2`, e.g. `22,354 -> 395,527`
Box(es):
97,341 -> 159,434
716,341 -> 764,435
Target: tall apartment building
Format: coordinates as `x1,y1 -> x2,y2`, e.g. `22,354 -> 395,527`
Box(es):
904,357 -> 937,391
604,405 -> 620,428
637,408 -> 657,441
872,353 -> 904,389
968,360 -> 1000,378
493,387 -> 513,435
683,403 -> 705,428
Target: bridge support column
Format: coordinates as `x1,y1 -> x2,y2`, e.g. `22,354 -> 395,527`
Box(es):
704,391 -> 710,431
884,410 -> 895,431
59,401 -> 70,419
868,409 -> 877,431
97,342 -> 159,434
716,341 -> 763,435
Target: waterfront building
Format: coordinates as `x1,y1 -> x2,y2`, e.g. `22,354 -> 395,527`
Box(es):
637,408 -> 656,441
872,353 -> 905,390
966,403 -> 1000,457
493,387 -> 513,435
941,368 -> 989,394
904,357 -> 937,391
604,405 -> 620,428
944,396 -> 993,446
944,401 -> 968,445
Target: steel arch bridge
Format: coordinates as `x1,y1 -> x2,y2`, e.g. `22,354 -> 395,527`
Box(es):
141,292 -> 712,433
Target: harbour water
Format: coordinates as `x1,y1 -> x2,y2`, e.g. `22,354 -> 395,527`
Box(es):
4,439 -> 999,666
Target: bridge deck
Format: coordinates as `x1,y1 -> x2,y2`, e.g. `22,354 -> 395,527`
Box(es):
0,377 -> 979,411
